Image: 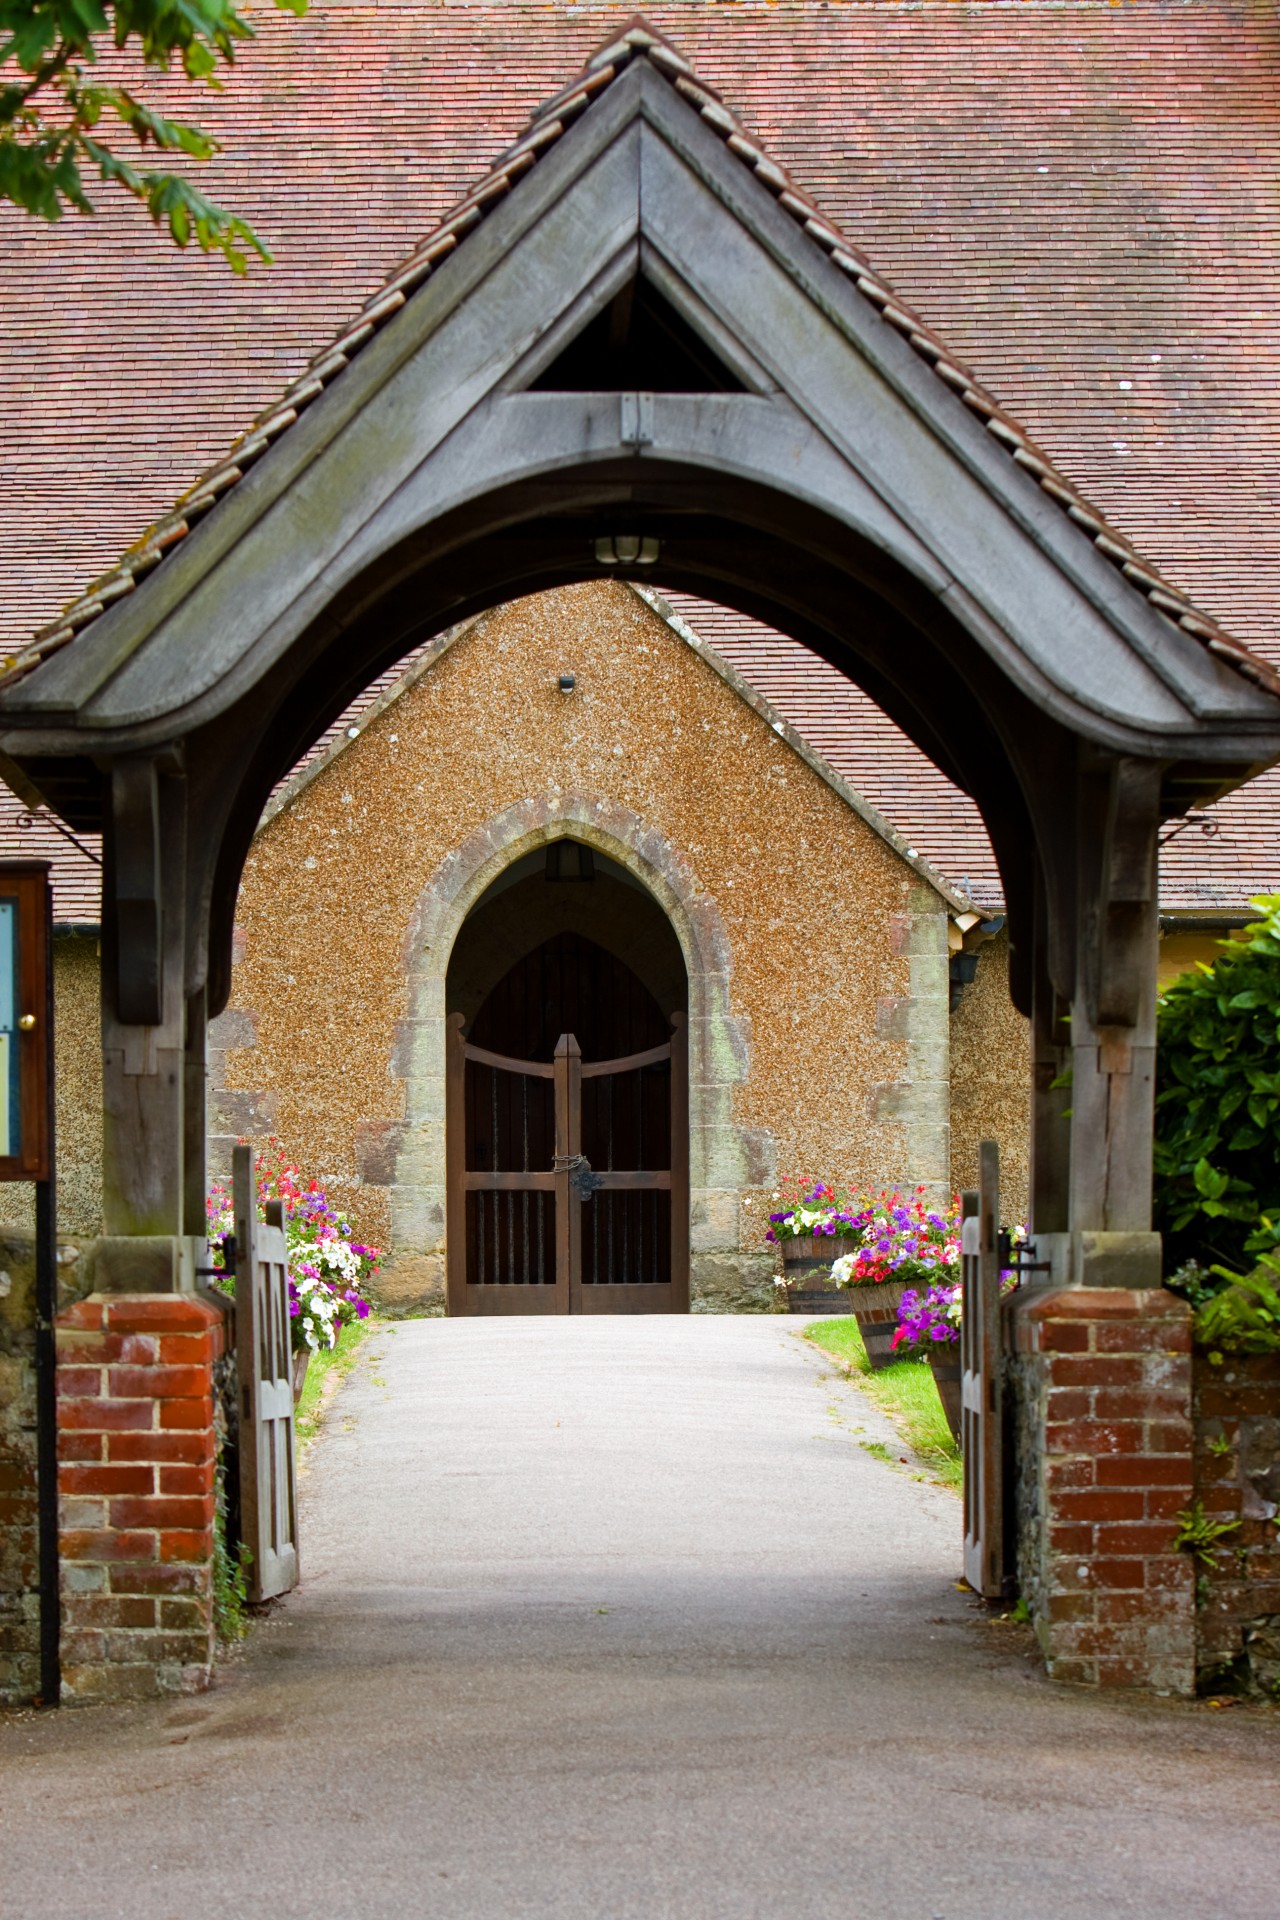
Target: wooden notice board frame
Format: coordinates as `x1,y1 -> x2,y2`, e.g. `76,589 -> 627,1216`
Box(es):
0,863 -> 52,1183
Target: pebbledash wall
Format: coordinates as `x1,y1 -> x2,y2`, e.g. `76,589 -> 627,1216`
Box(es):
209,581 -> 1029,1312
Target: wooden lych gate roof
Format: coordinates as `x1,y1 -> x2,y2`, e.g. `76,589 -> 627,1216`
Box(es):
0,15 -> 1278,1026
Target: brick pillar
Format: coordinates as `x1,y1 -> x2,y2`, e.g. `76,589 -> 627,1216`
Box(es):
1008,1285 -> 1195,1694
55,1293 -> 224,1703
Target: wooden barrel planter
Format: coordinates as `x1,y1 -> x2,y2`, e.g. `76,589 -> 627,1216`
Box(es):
780,1236 -> 853,1314
924,1345 -> 962,1444
842,1280 -> 909,1369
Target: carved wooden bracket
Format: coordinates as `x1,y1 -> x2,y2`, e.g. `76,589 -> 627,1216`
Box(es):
111,758 -> 162,1026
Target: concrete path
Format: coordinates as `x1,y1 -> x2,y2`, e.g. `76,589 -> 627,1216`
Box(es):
2,1316 -> 1277,1920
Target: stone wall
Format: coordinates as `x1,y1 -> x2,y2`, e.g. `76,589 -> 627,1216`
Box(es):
950,931 -> 1030,1225
219,582 -> 952,1312
0,1230 -> 39,1705
1192,1350 -> 1280,1697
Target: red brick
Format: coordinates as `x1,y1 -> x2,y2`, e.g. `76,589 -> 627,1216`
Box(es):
60,1464 -> 154,1498
1096,1590 -> 1159,1624
1049,1524 -> 1094,1554
109,1494 -> 214,1531
1095,1388 -> 1188,1422
1045,1389 -> 1092,1422
1045,1458 -> 1095,1492
58,1398 -> 154,1432
159,1528 -> 214,1564
1145,1488 -> 1191,1521
1096,1323 -> 1191,1355
1097,1454 -> 1191,1487
158,1463 -> 214,1497
56,1368 -> 103,1398
1097,1656 -> 1148,1687
60,1528 -> 157,1563
1051,1355 -> 1146,1389
156,1331 -> 217,1363
66,1595 -> 157,1630
56,1431 -> 102,1462
107,1430 -> 213,1465
1097,1521 -> 1181,1556
108,1562 -> 206,1596
1092,1558 -> 1146,1589
56,1332 -> 128,1363
1057,1489 -> 1146,1523
1046,1421 -> 1143,1455
105,1298 -> 222,1333
158,1396 -> 213,1431
1041,1321 -> 1090,1353
107,1364 -> 210,1400
1045,1592 -> 1095,1623
159,1597 -> 206,1630
55,1299 -> 105,1332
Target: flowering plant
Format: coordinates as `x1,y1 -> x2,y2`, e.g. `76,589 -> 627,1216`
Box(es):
828,1189 -> 961,1290
207,1142 -> 379,1354
765,1173 -> 873,1244
891,1283 -> 963,1352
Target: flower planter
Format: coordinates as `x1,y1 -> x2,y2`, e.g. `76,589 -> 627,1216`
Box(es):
780,1235 -> 854,1314
842,1280 -> 909,1369
924,1346 -> 963,1444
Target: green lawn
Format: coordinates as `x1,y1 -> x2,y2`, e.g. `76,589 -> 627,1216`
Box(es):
295,1316 -> 378,1451
802,1316 -> 962,1490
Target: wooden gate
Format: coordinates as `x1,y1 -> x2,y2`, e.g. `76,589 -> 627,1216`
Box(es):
961,1139 -> 1010,1598
233,1142 -> 299,1602
446,1011 -> 689,1314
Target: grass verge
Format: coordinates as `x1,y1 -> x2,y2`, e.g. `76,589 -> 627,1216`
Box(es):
802,1316 -> 962,1490
295,1316 -> 378,1454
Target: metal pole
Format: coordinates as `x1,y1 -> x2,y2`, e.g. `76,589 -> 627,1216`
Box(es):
34,884 -> 58,1706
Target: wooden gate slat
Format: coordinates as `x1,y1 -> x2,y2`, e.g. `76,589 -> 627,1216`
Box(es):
962,1140 -> 1007,1598
234,1143 -> 299,1603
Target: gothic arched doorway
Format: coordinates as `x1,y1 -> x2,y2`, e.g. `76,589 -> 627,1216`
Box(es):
443,843 -> 689,1315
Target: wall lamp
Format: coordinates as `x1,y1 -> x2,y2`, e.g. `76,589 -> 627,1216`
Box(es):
595,534 -> 660,566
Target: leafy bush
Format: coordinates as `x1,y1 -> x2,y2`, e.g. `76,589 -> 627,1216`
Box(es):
1154,894 -> 1280,1274
1193,1257 -> 1280,1355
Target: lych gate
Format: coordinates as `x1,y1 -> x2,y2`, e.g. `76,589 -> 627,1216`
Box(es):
5,21 -> 1279,1697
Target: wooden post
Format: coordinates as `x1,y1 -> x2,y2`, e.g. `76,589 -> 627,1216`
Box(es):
669,1012 -> 690,1313
553,1032 -> 581,1314
1029,939 -> 1071,1240
445,1012 -> 467,1314
100,761 -> 188,1244
1066,757 -> 1163,1279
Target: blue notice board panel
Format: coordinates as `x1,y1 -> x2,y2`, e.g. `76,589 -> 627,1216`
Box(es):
0,867 -> 50,1181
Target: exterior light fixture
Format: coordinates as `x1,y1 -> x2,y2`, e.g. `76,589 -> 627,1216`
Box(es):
595,534 -> 660,566
545,842 -> 595,883
557,674 -> 577,694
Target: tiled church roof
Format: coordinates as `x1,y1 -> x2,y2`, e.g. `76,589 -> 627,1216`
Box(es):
2,13 -> 1274,697
2,3 -> 1278,918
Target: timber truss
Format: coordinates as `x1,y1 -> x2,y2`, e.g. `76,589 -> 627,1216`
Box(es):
0,19 -> 1277,1278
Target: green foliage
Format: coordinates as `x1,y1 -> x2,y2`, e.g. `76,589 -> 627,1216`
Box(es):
1,0 -> 306,267
1194,1254 -> 1280,1356
1173,1499 -> 1241,1569
803,1317 -> 961,1489
212,1446 -> 251,1643
1154,895 -> 1280,1274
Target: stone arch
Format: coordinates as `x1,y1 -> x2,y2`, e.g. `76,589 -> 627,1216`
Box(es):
386,792 -> 775,1315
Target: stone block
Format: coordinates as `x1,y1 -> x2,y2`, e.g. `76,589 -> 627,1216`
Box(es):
355,1119 -> 407,1187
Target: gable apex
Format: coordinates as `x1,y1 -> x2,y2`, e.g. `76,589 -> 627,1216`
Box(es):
2,17 -> 1275,713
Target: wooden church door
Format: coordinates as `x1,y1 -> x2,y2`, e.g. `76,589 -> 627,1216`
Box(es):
444,935 -> 689,1315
